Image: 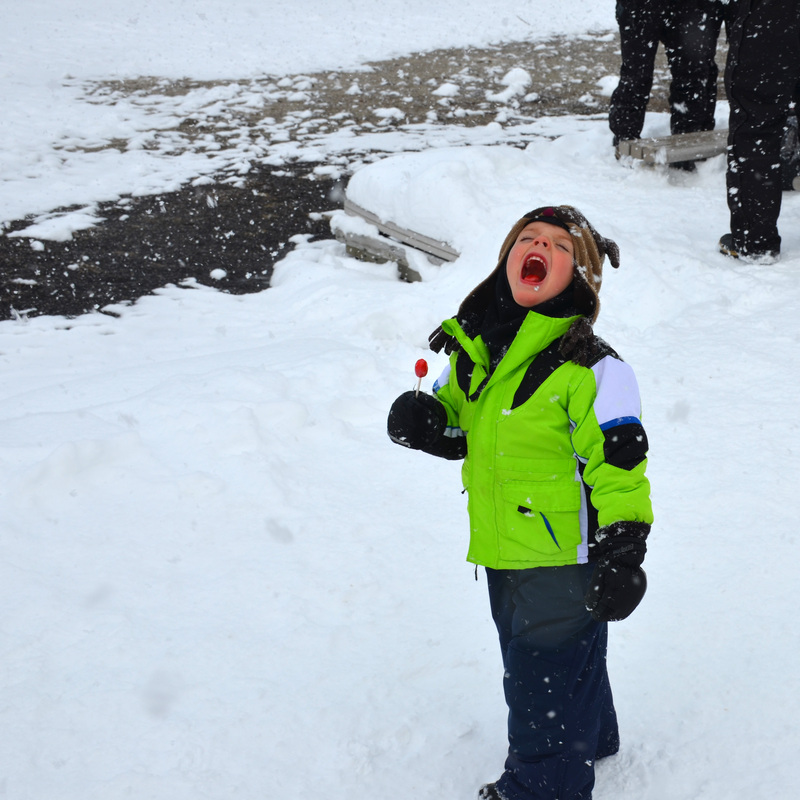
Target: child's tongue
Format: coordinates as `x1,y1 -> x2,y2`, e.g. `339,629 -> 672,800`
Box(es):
521,254 -> 547,284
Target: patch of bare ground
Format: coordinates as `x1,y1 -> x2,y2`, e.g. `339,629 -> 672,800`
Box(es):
0,32 -> 727,320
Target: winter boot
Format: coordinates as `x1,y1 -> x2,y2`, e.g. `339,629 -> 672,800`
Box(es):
719,233 -> 779,263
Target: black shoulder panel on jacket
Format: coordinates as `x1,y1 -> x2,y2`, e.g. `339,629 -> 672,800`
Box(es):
511,340 -> 566,410
455,350 -> 488,401
583,336 -> 619,368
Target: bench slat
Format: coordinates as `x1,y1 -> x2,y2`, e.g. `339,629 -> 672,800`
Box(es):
617,129 -> 728,164
344,197 -> 459,263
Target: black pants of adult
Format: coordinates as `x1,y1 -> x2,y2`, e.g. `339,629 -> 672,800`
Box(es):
486,564 -> 618,800
609,0 -> 725,142
725,0 -> 800,255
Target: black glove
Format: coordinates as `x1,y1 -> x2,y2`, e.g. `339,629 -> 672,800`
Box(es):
585,522 -> 649,622
387,390 -> 447,450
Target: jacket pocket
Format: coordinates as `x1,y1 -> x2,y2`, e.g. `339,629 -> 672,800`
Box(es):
500,480 -> 582,557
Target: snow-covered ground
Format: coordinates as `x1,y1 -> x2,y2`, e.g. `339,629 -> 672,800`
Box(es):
2,3 -> 800,799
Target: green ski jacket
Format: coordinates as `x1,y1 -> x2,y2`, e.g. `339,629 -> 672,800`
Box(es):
433,311 -> 653,569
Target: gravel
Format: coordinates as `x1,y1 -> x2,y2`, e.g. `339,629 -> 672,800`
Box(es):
0,32 -> 727,320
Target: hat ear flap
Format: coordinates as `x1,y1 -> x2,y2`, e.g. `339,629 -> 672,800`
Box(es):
573,278 -> 600,323
602,236 -> 620,269
429,267 -> 499,353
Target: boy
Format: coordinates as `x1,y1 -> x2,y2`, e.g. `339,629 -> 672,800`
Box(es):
387,205 -> 653,800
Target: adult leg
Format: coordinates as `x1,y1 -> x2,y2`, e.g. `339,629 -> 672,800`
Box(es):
724,0 -> 800,256
609,0 -> 664,143
661,0 -> 724,135
486,565 -> 617,800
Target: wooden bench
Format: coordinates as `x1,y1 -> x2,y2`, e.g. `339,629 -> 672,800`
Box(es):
332,196 -> 460,282
616,129 -> 728,164
618,130 -> 800,189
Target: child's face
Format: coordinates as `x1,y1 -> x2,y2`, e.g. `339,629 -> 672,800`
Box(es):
505,221 -> 575,308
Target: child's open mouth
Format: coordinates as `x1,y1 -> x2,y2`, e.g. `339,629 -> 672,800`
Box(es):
520,253 -> 548,284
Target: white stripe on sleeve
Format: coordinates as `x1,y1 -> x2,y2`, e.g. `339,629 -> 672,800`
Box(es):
591,355 -> 642,429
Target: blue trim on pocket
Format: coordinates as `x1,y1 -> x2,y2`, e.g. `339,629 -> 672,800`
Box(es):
541,513 -> 560,550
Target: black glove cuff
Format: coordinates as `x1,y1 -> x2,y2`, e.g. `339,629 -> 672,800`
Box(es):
598,520 -> 650,542
594,521 -> 650,565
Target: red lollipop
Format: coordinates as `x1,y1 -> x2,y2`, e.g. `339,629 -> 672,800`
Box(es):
414,358 -> 428,396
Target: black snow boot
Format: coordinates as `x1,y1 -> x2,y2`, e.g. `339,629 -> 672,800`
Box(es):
719,233 -> 779,262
